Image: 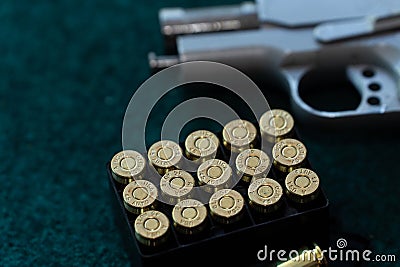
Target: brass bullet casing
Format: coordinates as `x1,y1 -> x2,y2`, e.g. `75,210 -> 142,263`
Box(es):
259,109 -> 294,142
222,119 -> 257,153
160,170 -> 195,205
123,180 -> 158,215
148,140 -> 183,175
209,189 -> 244,224
272,138 -> 307,173
285,168 -> 320,203
197,159 -> 232,191
172,199 -> 207,235
185,130 -> 220,162
111,150 -> 146,184
277,245 -> 327,267
235,149 -> 271,182
134,210 -> 170,247
248,178 -> 283,213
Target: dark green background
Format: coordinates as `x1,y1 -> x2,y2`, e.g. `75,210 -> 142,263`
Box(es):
0,0 -> 398,266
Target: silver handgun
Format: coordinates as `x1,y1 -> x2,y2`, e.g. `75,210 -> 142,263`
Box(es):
149,0 -> 400,126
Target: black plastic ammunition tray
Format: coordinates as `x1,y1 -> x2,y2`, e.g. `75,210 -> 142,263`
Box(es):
107,127 -> 329,267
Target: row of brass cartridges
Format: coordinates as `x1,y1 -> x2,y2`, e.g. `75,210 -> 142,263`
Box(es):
125,167 -> 321,247
111,109 -> 304,184
149,108 -> 305,175
111,135 -> 307,198
139,108 -> 291,176
111,140 -> 310,208
119,163 -> 321,216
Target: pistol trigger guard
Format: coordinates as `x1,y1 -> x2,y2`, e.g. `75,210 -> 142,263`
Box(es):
282,68 -> 339,121
283,63 -> 400,126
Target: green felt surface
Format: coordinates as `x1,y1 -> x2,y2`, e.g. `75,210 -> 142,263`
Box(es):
0,0 -> 399,266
